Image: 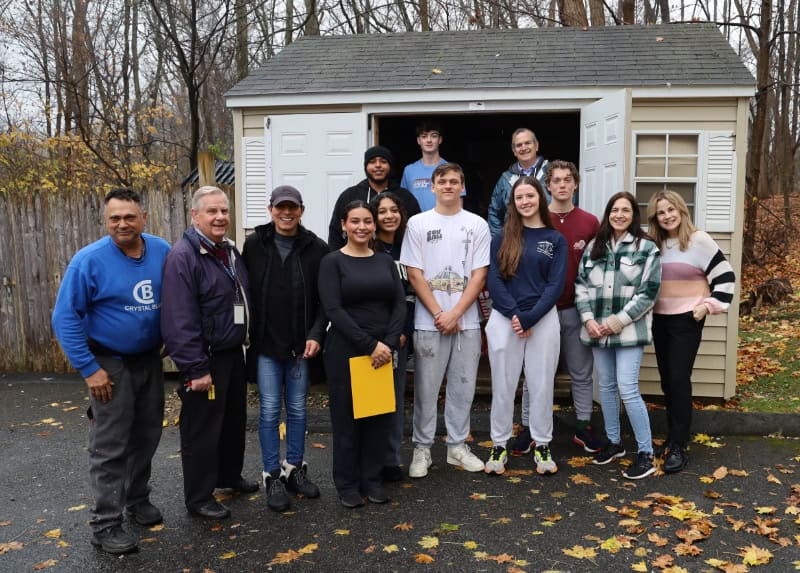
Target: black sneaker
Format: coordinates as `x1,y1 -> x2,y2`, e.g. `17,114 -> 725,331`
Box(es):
509,426 -> 534,455
663,444 -> 689,473
264,470 -> 291,512
284,462 -> 320,499
367,487 -> 390,504
339,491 -> 364,508
623,452 -> 656,480
91,524 -> 137,554
593,441 -> 626,465
573,425 -> 603,453
126,500 -> 163,526
382,465 -> 404,482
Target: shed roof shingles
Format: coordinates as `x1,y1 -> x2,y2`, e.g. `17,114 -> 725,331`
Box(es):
227,23 -> 755,97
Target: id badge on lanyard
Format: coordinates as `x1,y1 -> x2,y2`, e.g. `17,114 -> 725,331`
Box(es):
233,303 -> 245,325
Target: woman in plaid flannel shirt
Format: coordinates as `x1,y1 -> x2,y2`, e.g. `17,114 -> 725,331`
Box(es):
575,191 -> 662,480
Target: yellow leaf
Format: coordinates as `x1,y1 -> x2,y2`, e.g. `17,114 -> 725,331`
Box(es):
149,524 -> 165,531
219,551 -> 237,560
334,529 -> 350,535
393,521 -> 413,531
463,540 -> 478,549
632,561 -> 648,572
279,421 -> 286,440
269,549 -> 302,565
755,506 -> 777,515
739,544 -> 773,566
298,543 -> 318,554
67,504 -> 87,511
477,440 -> 493,448
415,553 -> 434,563
383,544 -> 399,553
0,541 -> 24,554
601,536 -> 623,553
570,473 -> 597,485
699,476 -> 715,483
431,68 -> 442,75
562,545 -> 598,559
33,559 -> 58,570
470,492 -> 487,500
595,493 -> 610,502
766,473 -> 782,485
62,406 -> 79,412
693,433 -> 713,444
418,536 -> 439,549
44,529 -> 61,539
40,418 -> 56,424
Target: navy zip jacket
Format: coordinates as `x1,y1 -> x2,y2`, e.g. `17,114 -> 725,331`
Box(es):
161,227 -> 250,380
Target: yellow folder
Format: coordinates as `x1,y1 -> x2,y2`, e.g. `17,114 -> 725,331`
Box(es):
349,356 -> 396,419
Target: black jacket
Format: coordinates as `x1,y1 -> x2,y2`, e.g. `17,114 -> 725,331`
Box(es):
242,223 -> 329,359
327,179 -> 421,249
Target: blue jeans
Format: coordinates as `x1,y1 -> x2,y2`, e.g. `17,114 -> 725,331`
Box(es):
592,346 -> 652,454
257,355 -> 309,473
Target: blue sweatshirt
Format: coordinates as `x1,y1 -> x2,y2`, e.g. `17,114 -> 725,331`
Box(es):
487,227 -> 567,330
52,234 -> 171,377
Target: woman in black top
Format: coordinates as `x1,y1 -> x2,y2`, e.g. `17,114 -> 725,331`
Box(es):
318,200 -> 406,508
370,192 -> 415,483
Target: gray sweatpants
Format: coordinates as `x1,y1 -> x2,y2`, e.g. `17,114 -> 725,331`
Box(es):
88,352 -> 164,533
411,329 -> 481,448
521,306 -> 595,425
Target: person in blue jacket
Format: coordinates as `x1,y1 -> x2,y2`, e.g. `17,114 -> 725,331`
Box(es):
52,188 -> 171,555
484,176 -> 566,477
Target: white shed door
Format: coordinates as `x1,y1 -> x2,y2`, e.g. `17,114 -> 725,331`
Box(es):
266,112 -> 366,239
579,89 -> 631,218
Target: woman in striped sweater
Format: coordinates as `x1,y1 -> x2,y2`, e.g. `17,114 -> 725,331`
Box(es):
647,190 -> 736,473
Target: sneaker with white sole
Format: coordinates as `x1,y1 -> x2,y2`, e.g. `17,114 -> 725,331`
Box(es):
622,452 -> 656,480
593,441 -> 626,465
447,443 -> 485,472
534,444 -> 558,475
408,447 -> 432,478
509,426 -> 534,455
484,446 -> 508,475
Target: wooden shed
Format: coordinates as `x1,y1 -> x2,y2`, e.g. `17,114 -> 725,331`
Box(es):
225,23 -> 754,399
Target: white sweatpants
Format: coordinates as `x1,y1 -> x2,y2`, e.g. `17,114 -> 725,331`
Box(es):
487,308 -> 560,447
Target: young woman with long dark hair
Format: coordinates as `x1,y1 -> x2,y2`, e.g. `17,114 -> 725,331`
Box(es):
484,176 -> 567,476
575,191 -> 661,480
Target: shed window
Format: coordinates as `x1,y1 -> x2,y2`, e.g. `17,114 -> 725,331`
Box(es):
634,133 -> 699,221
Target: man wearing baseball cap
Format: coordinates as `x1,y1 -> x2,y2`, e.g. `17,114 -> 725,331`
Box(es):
327,145 -> 421,249
242,185 -> 329,513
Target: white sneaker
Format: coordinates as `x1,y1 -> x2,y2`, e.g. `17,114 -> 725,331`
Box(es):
408,447 -> 432,478
447,443 -> 485,472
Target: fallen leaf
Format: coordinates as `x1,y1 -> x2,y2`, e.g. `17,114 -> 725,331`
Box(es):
739,544 -> 773,565
219,551 -> 237,559
712,466 -> 728,480
632,561 -> 648,571
363,544 -> 376,553
414,553 -> 434,563
418,535 -> 439,549
470,493 -> 487,500
310,443 -> 326,449
67,504 -> 87,511
43,528 -> 61,539
570,473 -> 597,485
562,545 -> 597,559
393,521 -> 413,531
62,406 -> 79,412
767,473 -> 782,485
463,540 -> 478,549
0,541 -> 24,554
0,521 -> 11,526
648,532 -> 669,546
431,68 -> 442,74
674,543 -> 702,556
477,440 -> 493,448
149,523 -> 165,531
269,549 -> 302,565
652,553 -> 674,568
33,560 -> 58,570
298,543 -> 318,554
334,529 -> 349,535
383,544 -> 399,553
755,506 -> 777,515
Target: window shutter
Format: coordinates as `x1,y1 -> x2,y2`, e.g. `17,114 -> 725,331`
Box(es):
702,132 -> 736,232
243,136 -> 268,229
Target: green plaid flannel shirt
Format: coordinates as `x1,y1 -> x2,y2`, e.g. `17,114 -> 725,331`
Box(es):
574,233 -> 661,347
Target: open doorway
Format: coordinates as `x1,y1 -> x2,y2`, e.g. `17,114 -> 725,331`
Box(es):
375,112 -> 581,218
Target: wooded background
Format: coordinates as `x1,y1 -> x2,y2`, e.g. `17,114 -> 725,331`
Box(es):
0,1 -> 796,371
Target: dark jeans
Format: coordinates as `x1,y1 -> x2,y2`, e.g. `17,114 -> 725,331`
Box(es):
89,351 -> 164,533
178,347 -> 247,510
652,312 -> 705,446
323,328 -> 393,497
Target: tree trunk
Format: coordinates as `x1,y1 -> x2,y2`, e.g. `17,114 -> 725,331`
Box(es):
742,0 -> 773,261
588,0 -> 606,26
304,0 -> 320,35
286,0 -> 294,45
420,0 -> 430,31
236,0 -> 249,80
559,0 -> 589,27
620,0 -> 635,24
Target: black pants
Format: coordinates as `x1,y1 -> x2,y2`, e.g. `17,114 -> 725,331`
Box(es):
652,312 -> 705,446
324,329 -> 393,498
178,347 -> 247,510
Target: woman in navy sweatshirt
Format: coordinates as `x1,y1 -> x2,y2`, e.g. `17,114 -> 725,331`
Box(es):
484,176 -> 567,477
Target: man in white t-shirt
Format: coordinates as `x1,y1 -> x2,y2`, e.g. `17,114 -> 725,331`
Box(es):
400,162 -> 490,478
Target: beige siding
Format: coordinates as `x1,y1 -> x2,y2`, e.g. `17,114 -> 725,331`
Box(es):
630,98 -> 744,399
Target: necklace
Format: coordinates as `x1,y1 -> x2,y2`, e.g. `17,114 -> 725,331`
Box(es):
551,209 -> 574,224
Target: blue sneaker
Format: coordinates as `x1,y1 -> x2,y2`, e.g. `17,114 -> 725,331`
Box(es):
510,426 -> 534,455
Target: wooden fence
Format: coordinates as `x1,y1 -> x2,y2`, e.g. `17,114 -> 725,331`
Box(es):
0,186 -> 212,372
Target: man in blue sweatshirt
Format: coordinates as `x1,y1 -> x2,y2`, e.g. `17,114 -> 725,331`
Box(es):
52,189 -> 171,555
